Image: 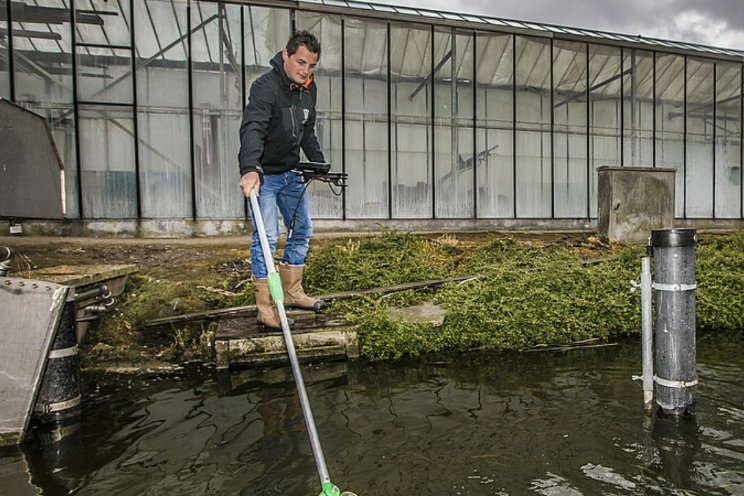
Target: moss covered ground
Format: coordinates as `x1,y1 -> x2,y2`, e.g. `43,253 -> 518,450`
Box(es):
72,230 -> 744,365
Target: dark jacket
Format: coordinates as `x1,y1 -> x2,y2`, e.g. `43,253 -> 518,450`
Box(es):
238,51 -> 324,176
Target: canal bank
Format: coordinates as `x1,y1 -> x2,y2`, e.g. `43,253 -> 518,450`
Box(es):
1,230 -> 743,371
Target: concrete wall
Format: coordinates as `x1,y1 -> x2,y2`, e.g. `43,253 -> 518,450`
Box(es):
598,166 -> 676,244
2,215 -> 743,238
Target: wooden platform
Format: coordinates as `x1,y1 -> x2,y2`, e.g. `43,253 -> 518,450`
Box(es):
29,264 -> 138,288
29,264 -> 138,341
214,311 -> 358,369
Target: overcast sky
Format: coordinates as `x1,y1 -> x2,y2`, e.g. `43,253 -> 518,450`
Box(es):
372,0 -> 744,51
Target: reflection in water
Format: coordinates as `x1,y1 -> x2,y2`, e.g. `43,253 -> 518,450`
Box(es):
1,334 -> 744,495
651,414 -> 700,489
22,420 -> 83,495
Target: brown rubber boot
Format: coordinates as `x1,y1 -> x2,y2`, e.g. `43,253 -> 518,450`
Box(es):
252,275 -> 281,329
278,262 -> 325,312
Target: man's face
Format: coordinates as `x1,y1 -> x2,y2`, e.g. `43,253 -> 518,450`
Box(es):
282,45 -> 319,85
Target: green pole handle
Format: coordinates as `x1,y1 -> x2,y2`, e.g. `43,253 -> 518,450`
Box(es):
266,272 -> 284,303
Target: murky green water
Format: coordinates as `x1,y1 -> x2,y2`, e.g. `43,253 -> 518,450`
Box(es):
2,332 -> 744,495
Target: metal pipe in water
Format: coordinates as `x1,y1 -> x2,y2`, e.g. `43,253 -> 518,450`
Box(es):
0,246 -> 13,276
651,228 -> 697,415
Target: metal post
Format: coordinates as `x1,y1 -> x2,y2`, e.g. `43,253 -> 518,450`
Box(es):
640,256 -> 653,411
651,228 -> 697,415
34,300 -> 81,423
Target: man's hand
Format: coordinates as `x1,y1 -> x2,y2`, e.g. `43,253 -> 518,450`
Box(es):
239,171 -> 260,197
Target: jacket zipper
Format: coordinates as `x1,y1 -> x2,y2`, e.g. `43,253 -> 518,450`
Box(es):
290,90 -> 301,146
290,104 -> 297,144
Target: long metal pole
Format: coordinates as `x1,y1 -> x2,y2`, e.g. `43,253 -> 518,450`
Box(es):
248,191 -> 336,494
641,256 -> 653,411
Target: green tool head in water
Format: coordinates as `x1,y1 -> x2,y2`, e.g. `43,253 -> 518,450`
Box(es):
317,482 -> 357,496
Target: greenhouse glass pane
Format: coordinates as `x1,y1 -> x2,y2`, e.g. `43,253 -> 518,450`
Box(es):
523,22 -> 548,32
589,44 -> 621,219
76,46 -> 133,104
475,33 -> 512,88
10,1 -> 72,98
344,18 -> 388,219
135,0 -> 188,61
434,29 -> 474,218
622,49 -> 654,168
347,1 -> 372,10
11,0 -> 79,217
476,33 -> 513,218
553,40 -> 587,218
503,20 -> 527,29
243,5 -> 289,71
464,15 -> 488,24
686,58 -> 714,218
191,2 -> 243,218
297,11 -> 343,219
418,10 -> 442,19
396,7 -> 419,16
714,63 -> 741,218
372,5 -> 396,13
75,0 -> 131,47
515,36 -> 551,217
655,53 -> 685,216
390,23 -> 432,218
79,105 -> 136,218
136,0 -> 190,219
0,11 -> 7,98
440,12 -> 463,21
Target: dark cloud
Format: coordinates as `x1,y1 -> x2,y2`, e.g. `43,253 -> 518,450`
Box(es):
375,0 -> 744,49
677,0 -> 744,27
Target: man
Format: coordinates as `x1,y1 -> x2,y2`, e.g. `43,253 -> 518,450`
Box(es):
238,30 -> 325,329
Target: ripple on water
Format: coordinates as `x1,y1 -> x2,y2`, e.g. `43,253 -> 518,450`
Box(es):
581,463 -> 637,491
530,472 -> 584,495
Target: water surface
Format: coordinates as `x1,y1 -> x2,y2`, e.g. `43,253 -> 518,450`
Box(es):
2,332 -> 744,495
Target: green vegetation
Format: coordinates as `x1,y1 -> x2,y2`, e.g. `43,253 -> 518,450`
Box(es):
696,232 -> 744,332
89,231 -> 744,364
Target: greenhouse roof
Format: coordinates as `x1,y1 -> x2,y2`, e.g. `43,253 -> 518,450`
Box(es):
4,0 -> 742,84
295,0 -> 744,60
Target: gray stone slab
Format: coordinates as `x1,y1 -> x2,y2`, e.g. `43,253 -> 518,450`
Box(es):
386,300 -> 447,326
597,166 -> 676,244
0,277 -> 69,446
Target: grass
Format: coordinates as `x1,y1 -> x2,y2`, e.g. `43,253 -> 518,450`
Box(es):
87,231 -> 744,364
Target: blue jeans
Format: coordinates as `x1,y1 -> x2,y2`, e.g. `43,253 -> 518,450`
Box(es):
249,171 -> 312,278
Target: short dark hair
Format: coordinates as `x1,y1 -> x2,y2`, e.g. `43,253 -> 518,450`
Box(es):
286,30 -> 321,59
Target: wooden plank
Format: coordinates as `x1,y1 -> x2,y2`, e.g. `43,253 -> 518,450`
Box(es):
29,264 -> 138,288
216,313 -> 351,339
145,275 -> 477,328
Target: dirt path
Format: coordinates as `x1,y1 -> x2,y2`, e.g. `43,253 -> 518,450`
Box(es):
0,230 -> 589,277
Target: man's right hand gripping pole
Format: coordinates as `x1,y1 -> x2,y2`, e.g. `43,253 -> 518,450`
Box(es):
240,171 -> 260,198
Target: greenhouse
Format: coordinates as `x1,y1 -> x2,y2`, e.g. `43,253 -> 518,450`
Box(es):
1,0 -> 743,234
